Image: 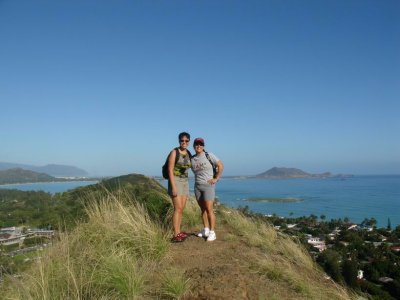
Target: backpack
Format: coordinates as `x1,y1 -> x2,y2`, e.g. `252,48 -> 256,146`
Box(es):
204,151 -> 218,178
162,148 -> 192,179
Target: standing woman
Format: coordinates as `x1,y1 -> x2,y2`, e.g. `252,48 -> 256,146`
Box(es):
168,132 -> 192,243
191,137 -> 224,241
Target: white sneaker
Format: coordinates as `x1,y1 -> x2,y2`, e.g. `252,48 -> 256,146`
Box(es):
197,228 -> 210,238
207,231 -> 216,242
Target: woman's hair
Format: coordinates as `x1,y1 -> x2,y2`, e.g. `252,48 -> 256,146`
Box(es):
178,132 -> 190,140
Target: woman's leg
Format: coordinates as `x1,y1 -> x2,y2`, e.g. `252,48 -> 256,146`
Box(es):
204,200 -> 215,231
197,199 -> 210,229
172,195 -> 187,236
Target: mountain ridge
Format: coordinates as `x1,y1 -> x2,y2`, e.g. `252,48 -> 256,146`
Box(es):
0,168 -> 60,184
0,162 -> 88,177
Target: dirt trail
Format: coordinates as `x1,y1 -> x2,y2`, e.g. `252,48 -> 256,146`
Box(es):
169,225 -> 295,300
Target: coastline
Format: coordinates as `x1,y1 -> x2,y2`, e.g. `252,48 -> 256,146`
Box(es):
0,180 -> 98,187
3,176 -> 400,227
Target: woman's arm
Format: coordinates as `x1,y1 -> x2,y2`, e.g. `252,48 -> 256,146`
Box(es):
208,160 -> 224,185
215,160 -> 224,181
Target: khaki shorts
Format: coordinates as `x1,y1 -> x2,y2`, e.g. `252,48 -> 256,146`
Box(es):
168,176 -> 189,196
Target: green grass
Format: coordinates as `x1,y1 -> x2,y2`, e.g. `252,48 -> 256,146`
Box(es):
218,207 -> 353,300
1,190 -> 183,299
181,197 -> 202,229
161,268 -> 191,299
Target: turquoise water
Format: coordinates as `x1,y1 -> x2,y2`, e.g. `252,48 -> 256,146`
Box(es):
1,176 -> 399,227
214,176 -> 400,227
163,175 -> 400,227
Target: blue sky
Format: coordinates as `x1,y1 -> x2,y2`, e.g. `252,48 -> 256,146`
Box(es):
1,0 -> 399,176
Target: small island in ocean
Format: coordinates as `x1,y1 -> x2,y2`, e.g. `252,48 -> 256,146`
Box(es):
254,167 -> 352,179
224,167 -> 353,180
244,197 -> 303,203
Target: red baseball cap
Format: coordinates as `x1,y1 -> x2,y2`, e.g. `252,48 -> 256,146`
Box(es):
193,137 -> 205,145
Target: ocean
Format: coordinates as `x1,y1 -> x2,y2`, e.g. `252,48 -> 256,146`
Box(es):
1,176 -> 399,227
164,175 -> 400,227
213,175 -> 400,227
0,181 -> 98,194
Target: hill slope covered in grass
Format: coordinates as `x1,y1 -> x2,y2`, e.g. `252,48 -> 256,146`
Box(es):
0,162 -> 88,177
0,168 -> 59,184
2,174 -> 355,299
55,173 -> 171,228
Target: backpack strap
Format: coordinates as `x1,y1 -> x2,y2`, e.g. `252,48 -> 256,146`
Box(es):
204,151 -> 217,178
204,151 -> 214,168
173,147 -> 180,165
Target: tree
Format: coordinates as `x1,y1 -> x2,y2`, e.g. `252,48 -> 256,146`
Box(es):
386,280 -> 400,300
387,218 -> 392,230
342,259 -> 358,288
361,217 -> 377,227
317,250 -> 343,283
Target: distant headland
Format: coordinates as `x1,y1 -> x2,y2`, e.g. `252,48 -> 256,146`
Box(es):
227,167 -> 352,179
0,163 -> 91,185
0,162 -> 88,177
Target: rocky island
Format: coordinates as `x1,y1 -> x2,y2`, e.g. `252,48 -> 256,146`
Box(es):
254,167 -> 351,179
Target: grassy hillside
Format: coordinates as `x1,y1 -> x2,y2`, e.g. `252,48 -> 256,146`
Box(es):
0,168 -> 57,184
1,174 -> 357,299
55,173 -> 171,228
0,173 -> 170,230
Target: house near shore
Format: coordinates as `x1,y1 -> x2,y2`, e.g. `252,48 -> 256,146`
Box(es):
0,226 -> 55,246
391,245 -> 400,252
379,277 -> 394,283
357,270 -> 364,280
307,237 -> 327,252
348,224 -> 358,230
0,226 -> 22,236
0,226 -> 23,246
27,229 -> 55,237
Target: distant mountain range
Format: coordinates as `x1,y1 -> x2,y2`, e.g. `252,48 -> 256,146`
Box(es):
255,167 -> 348,179
0,168 -> 64,185
0,162 -> 88,177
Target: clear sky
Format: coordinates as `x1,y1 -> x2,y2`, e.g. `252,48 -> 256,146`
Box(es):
1,0 -> 399,176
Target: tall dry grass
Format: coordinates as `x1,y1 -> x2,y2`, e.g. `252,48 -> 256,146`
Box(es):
181,196 -> 202,229
218,207 -> 354,300
3,190 -> 191,300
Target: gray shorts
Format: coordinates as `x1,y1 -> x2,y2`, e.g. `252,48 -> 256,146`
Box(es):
194,183 -> 216,201
168,176 -> 189,196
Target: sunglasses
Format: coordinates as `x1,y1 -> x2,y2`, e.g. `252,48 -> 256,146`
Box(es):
194,143 -> 204,146
180,139 -> 190,143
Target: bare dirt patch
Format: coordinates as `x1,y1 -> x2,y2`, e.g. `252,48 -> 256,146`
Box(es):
169,225 -> 301,300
